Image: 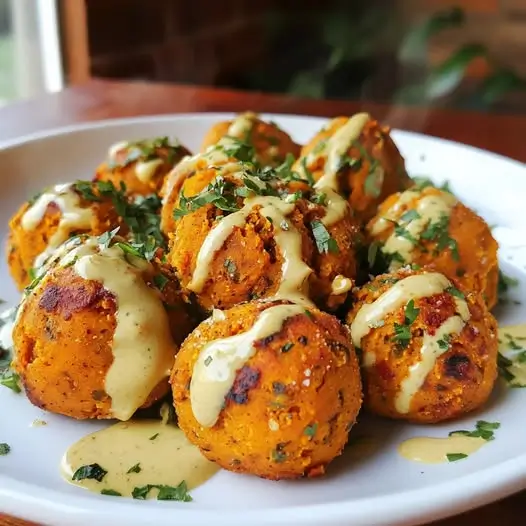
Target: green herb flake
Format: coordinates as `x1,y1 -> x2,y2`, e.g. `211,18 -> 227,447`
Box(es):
204,356 -> 213,367
127,463 -> 142,474
304,423 -> 318,438
0,370 -> 21,393
101,489 -> 122,497
301,157 -> 315,186
132,481 -> 193,501
72,463 -> 108,482
0,443 -> 10,455
224,258 -> 239,282
404,299 -> 420,325
281,342 -> 294,353
271,444 -> 287,463
149,433 -> 160,441
437,334 -> 452,350
364,163 -> 384,198
445,286 -> 465,299
74,181 -> 101,202
392,323 -> 411,349
153,274 -> 169,291
400,209 -> 421,223
446,453 -> 468,462
311,220 -> 339,254
449,420 -> 500,442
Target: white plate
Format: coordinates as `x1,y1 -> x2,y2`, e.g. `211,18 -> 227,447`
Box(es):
1,113 -> 525,526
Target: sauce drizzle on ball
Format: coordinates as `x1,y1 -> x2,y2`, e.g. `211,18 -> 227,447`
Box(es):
350,272 -> 470,413
22,183 -> 94,268
69,238 -> 175,420
190,303 -> 307,427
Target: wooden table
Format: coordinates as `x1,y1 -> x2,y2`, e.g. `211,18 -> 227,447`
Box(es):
0,79 -> 524,526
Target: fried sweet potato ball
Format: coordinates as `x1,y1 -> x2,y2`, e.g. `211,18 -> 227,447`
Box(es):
346,268 -> 498,423
12,236 -> 195,421
94,137 -> 191,198
6,182 -> 127,291
172,299 -> 362,479
164,163 -> 362,312
293,113 -> 412,224
367,185 -> 499,309
200,112 -> 301,167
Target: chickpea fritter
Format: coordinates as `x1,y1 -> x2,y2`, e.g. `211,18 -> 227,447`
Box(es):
94,137 -> 191,198
172,299 -> 362,480
163,163 -> 362,312
6,182 -> 127,291
200,112 -> 301,167
293,113 -> 412,225
367,185 -> 499,309
346,268 -> 498,423
12,236 -> 195,420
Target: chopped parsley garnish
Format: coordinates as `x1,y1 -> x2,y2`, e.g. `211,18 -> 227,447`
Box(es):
420,213 -> 459,260
404,300 -> 420,325
74,181 -> 100,201
101,489 -> 122,496
127,463 -> 142,474
301,157 -> 315,186
0,370 -> 21,393
204,356 -> 213,367
449,420 -> 500,441
174,176 -> 241,219
149,433 -> 160,441
393,323 -> 412,349
311,220 -> 339,254
392,300 -> 420,349
304,423 -> 318,438
498,352 -> 515,383
97,227 -> 120,250
72,463 -> 108,482
271,443 -> 287,463
0,443 -> 10,455
281,342 -> 294,353
445,286 -> 465,299
400,210 -> 421,223
310,192 -> 327,206
446,453 -> 467,462
132,481 -> 192,501
437,334 -> 452,350
222,138 -> 256,163
153,274 -> 169,291
224,258 -> 239,282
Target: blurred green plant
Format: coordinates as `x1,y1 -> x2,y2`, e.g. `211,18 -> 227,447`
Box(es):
286,6 -> 526,108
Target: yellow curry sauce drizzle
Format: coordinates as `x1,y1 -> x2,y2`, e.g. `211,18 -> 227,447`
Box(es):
107,141 -> 165,183
71,239 -> 176,421
350,273 -> 470,413
369,188 -> 458,270
62,421 -> 219,496
21,183 -> 94,268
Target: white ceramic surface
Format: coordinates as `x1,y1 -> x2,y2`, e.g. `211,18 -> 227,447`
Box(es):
0,113 -> 525,526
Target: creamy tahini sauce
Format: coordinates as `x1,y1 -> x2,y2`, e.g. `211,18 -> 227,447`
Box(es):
191,304 -> 306,427
350,273 -> 451,350
396,310 -> 468,413
398,435 -> 486,464
135,159 -> 164,183
320,187 -> 351,227
21,184 -> 94,268
498,324 -> 526,387
350,272 -> 470,413
189,196 -> 312,303
62,420 -> 218,496
370,189 -> 457,270
331,275 -> 353,295
225,112 -> 258,140
72,240 -> 175,421
307,112 -> 370,191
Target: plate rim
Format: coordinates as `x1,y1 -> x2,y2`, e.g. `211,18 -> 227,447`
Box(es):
1,112 -> 525,526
